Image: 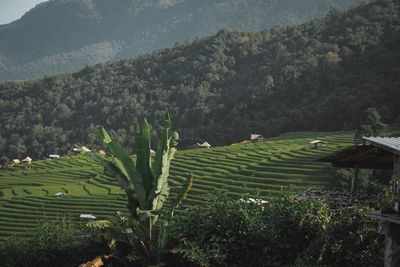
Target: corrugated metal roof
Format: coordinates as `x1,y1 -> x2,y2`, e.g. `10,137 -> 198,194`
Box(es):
309,140 -> 327,144
363,137 -> 400,155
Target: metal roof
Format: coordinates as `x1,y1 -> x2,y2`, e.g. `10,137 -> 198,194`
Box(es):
363,137 -> 400,155
309,140 -> 327,144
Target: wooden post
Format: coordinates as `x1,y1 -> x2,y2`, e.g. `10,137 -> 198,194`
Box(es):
394,155 -> 400,182
351,164 -> 359,192
377,221 -> 393,267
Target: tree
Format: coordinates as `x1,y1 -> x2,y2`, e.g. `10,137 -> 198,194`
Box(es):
0,156 -> 9,169
354,107 -> 386,143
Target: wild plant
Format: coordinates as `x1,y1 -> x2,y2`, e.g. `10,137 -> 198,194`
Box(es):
90,112 -> 193,266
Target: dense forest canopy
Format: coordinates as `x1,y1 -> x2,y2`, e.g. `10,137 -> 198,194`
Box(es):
0,0 -> 360,81
0,0 -> 400,159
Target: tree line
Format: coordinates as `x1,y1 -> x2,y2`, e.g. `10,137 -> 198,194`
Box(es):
0,0 -> 400,159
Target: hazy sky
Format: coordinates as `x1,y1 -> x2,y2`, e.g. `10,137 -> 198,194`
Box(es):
0,0 -> 48,25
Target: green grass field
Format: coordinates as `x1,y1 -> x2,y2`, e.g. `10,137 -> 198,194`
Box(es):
0,131 -> 354,237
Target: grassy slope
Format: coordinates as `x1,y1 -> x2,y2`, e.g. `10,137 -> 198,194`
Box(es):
0,131 -> 353,236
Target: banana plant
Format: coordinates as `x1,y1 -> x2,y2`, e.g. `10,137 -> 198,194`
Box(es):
91,112 -> 193,265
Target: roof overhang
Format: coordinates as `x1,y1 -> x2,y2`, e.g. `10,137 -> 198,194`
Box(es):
315,144 -> 393,169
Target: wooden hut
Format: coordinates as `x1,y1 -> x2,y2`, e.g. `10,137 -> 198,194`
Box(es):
80,214 -> 96,220
250,134 -> 264,142
193,142 -> 211,149
309,140 -> 327,149
48,154 -> 60,160
21,157 -> 32,164
81,146 -> 91,152
316,136 -> 400,266
10,159 -> 20,166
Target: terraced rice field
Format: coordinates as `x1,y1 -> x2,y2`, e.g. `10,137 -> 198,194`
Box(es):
0,131 -> 354,237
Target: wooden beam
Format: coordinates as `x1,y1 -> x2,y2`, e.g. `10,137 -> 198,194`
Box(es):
351,164 -> 359,192
336,147 -> 376,163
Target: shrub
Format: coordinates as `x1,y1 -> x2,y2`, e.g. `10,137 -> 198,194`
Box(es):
294,208 -> 384,266
169,190 -> 383,266
169,190 -> 329,266
0,217 -> 107,267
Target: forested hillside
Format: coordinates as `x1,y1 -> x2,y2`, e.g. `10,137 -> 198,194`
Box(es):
0,0 -> 360,81
0,0 -> 400,159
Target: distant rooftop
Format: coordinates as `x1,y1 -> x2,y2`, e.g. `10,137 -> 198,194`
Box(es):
309,140 -> 327,144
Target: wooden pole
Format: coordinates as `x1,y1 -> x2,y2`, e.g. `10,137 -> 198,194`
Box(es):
351,164 -> 359,192
394,155 -> 400,182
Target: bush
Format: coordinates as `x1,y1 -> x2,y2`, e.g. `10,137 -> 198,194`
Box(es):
294,208 -> 384,266
169,190 -> 329,266
169,190 -> 383,266
0,217 -> 108,267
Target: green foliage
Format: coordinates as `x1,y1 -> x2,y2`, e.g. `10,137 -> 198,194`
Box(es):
0,217 -> 107,267
294,208 -> 384,266
0,131 -> 351,237
169,190 -> 328,266
170,191 -> 383,266
0,155 -> 9,169
1,0 -> 400,159
354,107 -> 387,143
92,113 -> 193,265
330,168 -> 372,192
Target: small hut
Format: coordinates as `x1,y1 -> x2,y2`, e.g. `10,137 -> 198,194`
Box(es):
81,146 -> 91,152
73,146 -> 92,153
309,140 -> 327,149
55,192 -> 67,197
21,157 -> 32,164
80,214 -> 96,220
10,159 -> 20,166
316,136 -> 400,266
250,134 -> 264,142
193,142 -> 211,149
48,154 -> 60,160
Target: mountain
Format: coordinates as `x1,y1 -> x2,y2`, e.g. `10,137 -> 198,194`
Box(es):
0,0 -> 361,81
0,0 -> 399,160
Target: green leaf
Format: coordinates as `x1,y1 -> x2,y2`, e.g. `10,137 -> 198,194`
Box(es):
135,119 -> 153,198
96,126 -> 112,144
96,127 -> 147,209
166,173 -> 194,223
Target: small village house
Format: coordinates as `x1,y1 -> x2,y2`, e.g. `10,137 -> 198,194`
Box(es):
73,146 -> 91,153
9,159 -> 20,167
80,214 -> 96,220
193,142 -> 211,149
81,146 -> 91,152
250,134 -> 264,142
48,154 -> 60,160
309,140 -> 327,149
21,157 -> 32,164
